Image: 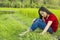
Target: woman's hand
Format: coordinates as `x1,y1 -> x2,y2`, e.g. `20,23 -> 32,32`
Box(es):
32,18 -> 36,23
40,32 -> 45,35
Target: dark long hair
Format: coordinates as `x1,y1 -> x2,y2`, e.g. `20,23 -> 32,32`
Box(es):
38,6 -> 52,19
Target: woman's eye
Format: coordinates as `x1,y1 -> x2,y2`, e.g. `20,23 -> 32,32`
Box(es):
42,13 -> 44,14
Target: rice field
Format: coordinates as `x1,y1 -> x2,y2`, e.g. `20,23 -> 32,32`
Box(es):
0,8 -> 60,40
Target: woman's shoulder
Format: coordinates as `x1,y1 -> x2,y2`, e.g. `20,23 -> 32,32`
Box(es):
50,13 -> 56,17
49,13 -> 57,20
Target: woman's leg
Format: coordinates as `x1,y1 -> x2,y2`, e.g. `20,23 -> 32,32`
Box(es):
30,18 -> 39,31
30,18 -> 53,34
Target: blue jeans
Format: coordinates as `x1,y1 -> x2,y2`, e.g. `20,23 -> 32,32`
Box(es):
30,18 -> 53,34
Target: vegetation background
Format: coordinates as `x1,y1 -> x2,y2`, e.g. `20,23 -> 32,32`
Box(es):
0,0 -> 60,40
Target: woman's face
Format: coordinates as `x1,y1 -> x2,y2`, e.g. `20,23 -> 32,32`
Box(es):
40,11 -> 47,17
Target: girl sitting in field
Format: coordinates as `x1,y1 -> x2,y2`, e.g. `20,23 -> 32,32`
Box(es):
19,6 -> 58,36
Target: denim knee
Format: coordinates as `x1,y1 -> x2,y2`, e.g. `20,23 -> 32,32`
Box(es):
34,18 -> 43,23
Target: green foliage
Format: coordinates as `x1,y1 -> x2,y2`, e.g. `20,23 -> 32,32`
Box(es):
0,0 -> 60,9
0,8 -> 60,40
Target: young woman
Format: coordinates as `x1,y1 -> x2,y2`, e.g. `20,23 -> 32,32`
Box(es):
19,6 -> 58,36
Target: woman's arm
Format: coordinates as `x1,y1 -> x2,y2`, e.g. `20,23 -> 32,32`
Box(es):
41,21 -> 53,34
42,17 -> 45,22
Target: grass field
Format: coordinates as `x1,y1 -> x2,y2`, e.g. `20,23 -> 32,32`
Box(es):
0,8 -> 60,40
